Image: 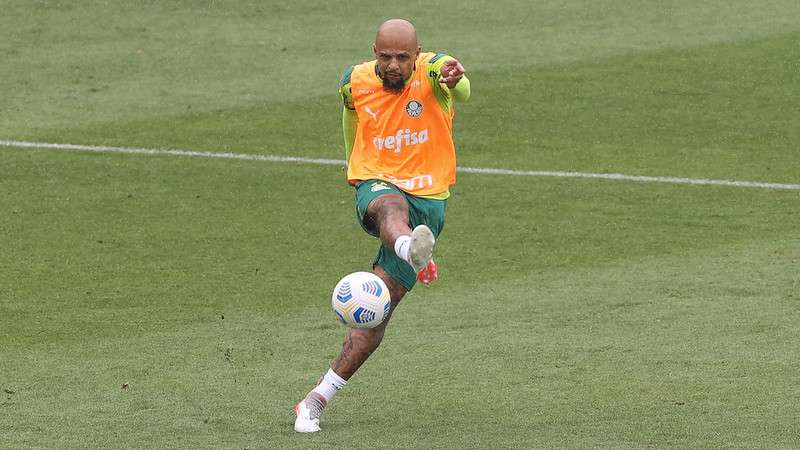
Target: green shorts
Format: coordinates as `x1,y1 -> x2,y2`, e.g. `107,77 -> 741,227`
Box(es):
354,179 -> 447,291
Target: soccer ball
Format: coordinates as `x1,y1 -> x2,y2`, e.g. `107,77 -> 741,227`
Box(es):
331,272 -> 391,329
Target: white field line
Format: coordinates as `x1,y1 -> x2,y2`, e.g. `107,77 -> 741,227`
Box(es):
2,139 -> 799,191
0,140 -> 344,166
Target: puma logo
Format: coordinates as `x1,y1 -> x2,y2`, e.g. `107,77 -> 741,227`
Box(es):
364,106 -> 380,122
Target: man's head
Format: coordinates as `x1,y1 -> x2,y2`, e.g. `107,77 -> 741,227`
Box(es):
373,19 -> 420,93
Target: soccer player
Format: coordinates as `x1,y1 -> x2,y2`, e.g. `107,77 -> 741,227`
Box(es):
294,18 -> 470,433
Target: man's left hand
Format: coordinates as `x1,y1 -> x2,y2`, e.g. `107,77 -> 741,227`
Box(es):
439,59 -> 465,89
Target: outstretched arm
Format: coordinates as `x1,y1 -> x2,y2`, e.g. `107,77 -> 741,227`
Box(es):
428,55 -> 470,109
439,59 -> 465,88
440,58 -> 470,102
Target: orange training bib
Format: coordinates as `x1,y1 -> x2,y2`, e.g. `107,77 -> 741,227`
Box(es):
347,53 -> 456,195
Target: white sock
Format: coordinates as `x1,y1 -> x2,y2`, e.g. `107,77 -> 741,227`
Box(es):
394,235 -> 411,264
311,368 -> 348,402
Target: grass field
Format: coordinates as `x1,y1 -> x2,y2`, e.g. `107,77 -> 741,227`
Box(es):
2,1 -> 799,448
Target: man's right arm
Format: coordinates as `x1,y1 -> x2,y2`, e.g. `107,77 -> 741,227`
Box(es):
342,108 -> 357,161
339,66 -> 358,161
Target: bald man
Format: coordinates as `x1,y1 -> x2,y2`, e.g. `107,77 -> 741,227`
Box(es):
294,19 -> 470,433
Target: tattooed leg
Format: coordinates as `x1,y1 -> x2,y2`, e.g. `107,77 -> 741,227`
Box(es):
331,265 -> 407,380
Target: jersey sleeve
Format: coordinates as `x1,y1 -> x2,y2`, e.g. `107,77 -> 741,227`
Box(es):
339,66 -> 357,161
342,108 -> 357,161
426,54 -> 471,113
339,66 -> 355,110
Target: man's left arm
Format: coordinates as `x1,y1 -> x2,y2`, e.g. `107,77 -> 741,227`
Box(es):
428,55 -> 470,111
438,57 -> 470,101
448,74 -> 470,102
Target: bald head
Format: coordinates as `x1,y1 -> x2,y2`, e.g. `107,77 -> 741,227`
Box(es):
375,19 -> 418,49
373,19 -> 421,92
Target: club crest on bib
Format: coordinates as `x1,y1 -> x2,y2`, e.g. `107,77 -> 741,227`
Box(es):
405,100 -> 423,118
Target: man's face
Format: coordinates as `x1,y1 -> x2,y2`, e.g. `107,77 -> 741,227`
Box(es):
374,45 -> 419,93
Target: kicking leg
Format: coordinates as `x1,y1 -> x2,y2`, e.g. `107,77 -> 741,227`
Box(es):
367,193 -> 435,274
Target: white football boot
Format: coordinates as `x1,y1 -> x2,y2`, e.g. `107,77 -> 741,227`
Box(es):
408,224 -> 435,273
294,392 -> 327,433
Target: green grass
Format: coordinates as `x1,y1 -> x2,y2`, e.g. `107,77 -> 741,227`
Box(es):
2,1 -> 799,448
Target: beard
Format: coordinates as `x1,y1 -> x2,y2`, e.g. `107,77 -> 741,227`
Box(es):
382,74 -> 405,93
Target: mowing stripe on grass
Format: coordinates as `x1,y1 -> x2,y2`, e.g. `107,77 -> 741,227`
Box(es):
2,139 -> 799,191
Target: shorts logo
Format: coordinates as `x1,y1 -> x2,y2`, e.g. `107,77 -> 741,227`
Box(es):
370,182 -> 392,192
405,100 -> 423,118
